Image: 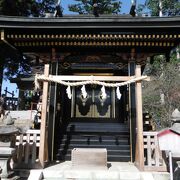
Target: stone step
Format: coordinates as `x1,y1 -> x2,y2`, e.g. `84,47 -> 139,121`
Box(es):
14,169 -> 30,179
60,154 -> 131,162
27,162 -> 170,180
60,134 -> 130,140
60,139 -> 129,145
29,170 -> 170,180
59,149 -> 130,156
66,123 -> 129,133
59,144 -> 130,150
67,122 -> 128,128
66,127 -> 129,133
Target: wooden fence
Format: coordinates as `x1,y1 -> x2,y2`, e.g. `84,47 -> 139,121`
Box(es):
143,131 -> 167,171
13,130 -> 168,170
14,130 -> 41,169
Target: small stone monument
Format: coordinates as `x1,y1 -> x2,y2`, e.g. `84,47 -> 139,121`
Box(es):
170,109 -> 180,180
0,118 -> 19,178
158,109 -> 180,180
71,148 -> 107,170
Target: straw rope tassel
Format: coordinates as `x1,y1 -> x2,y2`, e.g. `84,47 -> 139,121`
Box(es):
34,74 -> 40,90
101,86 -> 107,100
81,85 -> 87,99
66,85 -> 72,99
116,87 -> 122,100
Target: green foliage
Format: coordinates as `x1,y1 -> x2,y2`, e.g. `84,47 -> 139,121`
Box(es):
137,0 -> 180,16
143,54 -> 180,129
0,0 -> 57,93
68,0 -> 121,14
0,45 -> 31,80
0,0 -> 39,16
37,0 -> 56,15
0,0 -> 57,17
3,57 -> 31,79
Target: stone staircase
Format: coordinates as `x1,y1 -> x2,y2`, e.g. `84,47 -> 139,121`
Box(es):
27,162 -> 170,180
56,122 -> 130,162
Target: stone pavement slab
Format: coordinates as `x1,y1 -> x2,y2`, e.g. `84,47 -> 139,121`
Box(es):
27,161 -> 170,180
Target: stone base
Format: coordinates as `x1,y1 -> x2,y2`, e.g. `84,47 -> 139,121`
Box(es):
71,148 -> 107,170
29,161 -> 170,180
0,170 -> 14,179
0,148 -> 15,178
0,158 -> 12,178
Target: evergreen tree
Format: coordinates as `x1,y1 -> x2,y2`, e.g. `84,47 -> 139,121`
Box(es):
137,0 -> 180,16
69,0 -> 121,15
37,0 -> 57,16
0,0 -> 39,17
0,0 -> 57,17
0,0 -> 57,94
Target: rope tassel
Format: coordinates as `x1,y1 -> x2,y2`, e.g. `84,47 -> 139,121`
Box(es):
34,74 -> 40,90
81,85 -> 87,99
101,86 -> 107,100
66,85 -> 72,99
116,87 -> 122,100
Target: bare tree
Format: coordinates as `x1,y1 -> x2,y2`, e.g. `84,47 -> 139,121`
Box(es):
142,54 -> 180,129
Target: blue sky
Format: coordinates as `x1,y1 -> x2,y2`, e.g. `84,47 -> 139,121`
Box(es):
62,0 -> 145,14
1,0 -> 146,97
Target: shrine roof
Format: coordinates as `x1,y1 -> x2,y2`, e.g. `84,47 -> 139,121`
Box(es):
0,15 -> 179,63
0,15 -> 180,29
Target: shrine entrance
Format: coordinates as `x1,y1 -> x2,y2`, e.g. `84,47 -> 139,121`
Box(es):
69,85 -> 126,122
73,85 -> 114,119
52,70 -> 131,162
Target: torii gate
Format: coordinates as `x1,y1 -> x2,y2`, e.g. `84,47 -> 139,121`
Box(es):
38,64 -> 147,171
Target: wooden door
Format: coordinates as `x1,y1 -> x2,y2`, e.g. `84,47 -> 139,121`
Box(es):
71,85 -> 117,120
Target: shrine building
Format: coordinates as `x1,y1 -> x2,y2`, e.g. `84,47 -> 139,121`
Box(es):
0,15 -> 179,171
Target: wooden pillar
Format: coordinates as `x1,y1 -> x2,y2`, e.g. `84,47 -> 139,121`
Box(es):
48,48 -> 59,161
128,62 -> 136,162
135,65 -> 144,171
39,64 -> 49,168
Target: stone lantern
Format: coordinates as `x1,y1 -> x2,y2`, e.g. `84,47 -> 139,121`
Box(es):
158,109 -> 180,180
0,125 -> 19,178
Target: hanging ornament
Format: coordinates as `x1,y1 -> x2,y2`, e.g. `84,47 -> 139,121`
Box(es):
116,87 -> 122,100
66,85 -> 72,99
81,85 -> 87,99
101,86 -> 107,100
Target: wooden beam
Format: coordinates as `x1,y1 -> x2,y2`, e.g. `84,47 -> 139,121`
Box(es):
135,65 -> 144,171
39,64 -> 49,168
50,75 -> 132,82
1,29 -> 17,50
